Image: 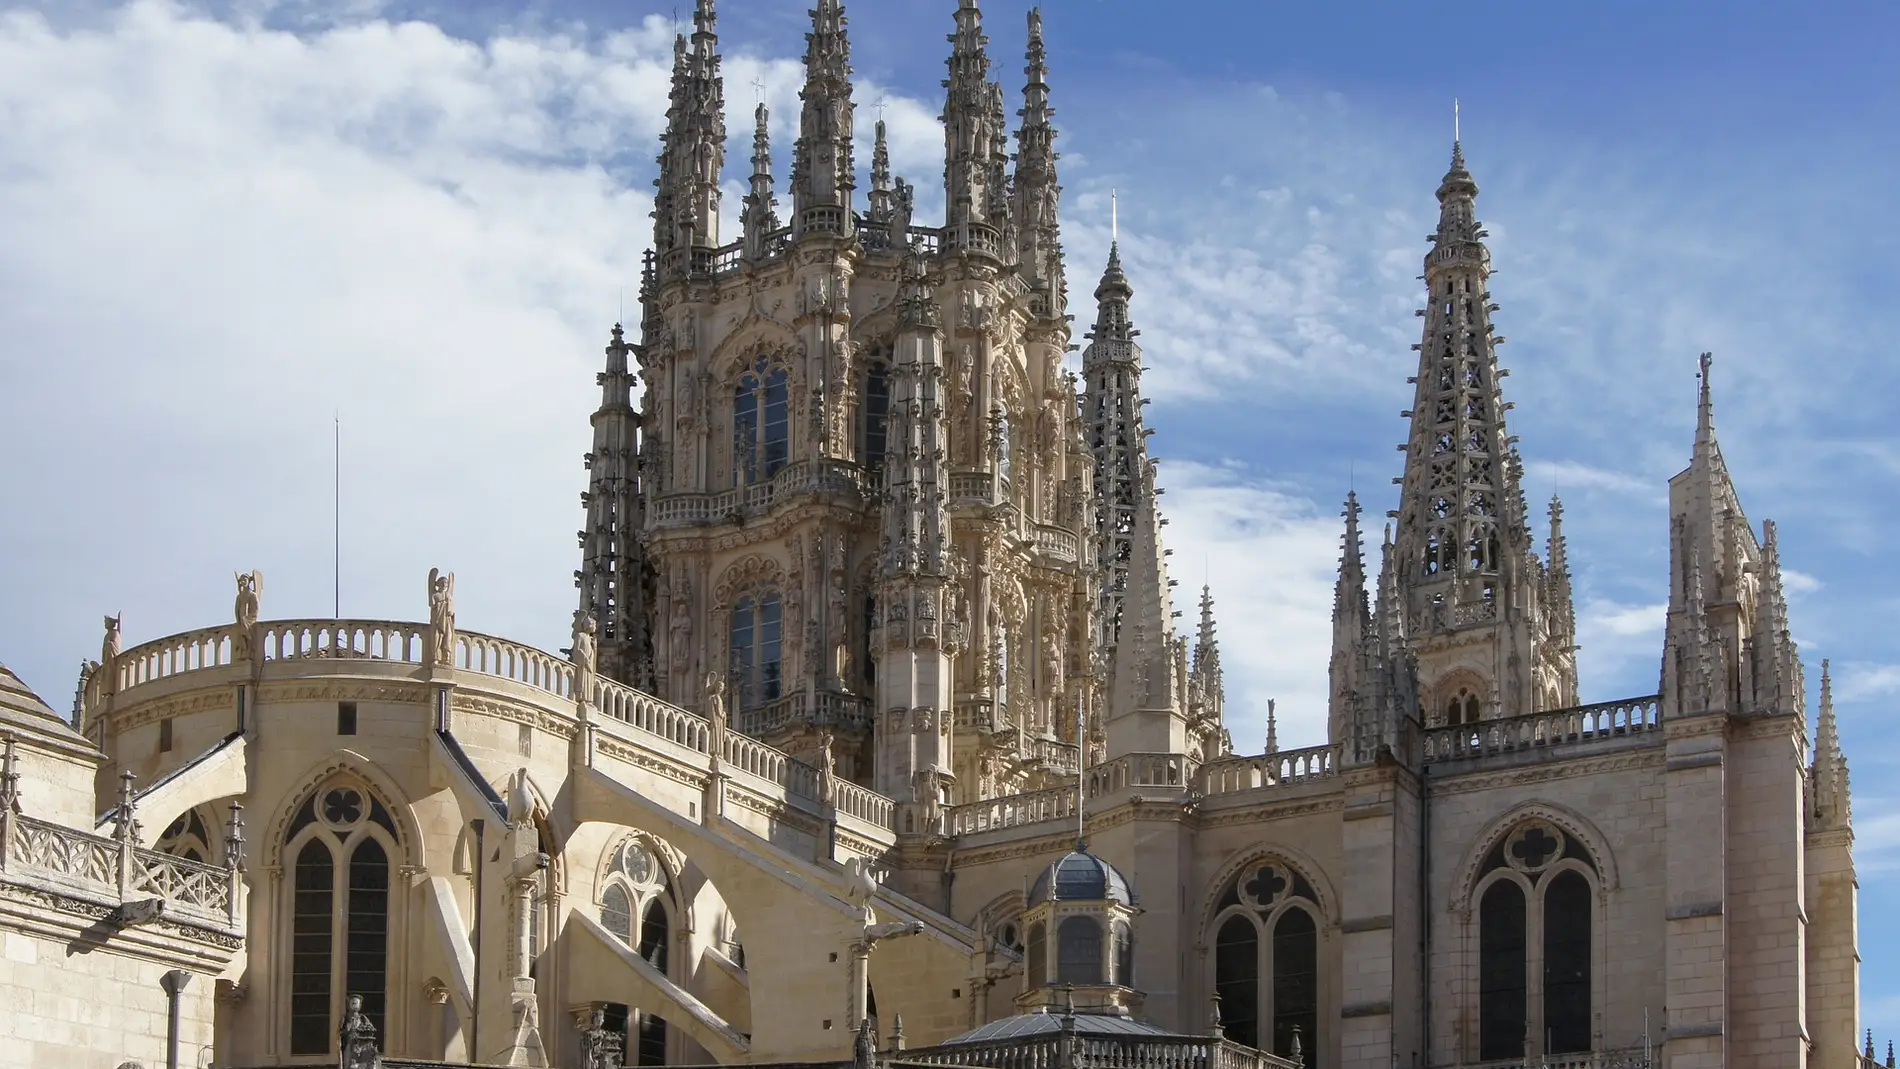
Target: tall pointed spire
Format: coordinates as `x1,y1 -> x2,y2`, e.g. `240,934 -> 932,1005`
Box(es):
653,0 -> 726,276
1106,460 -> 1178,726
1083,243 -> 1145,651
1329,492 -> 1371,744
1390,137 -> 1556,719
743,105 -> 781,260
942,0 -> 1002,256
791,0 -> 855,238
577,324 -> 650,688
1013,8 -> 1063,309
1265,699 -> 1279,755
1752,520 -> 1806,716
1192,585 -> 1224,724
1812,659 -> 1851,829
868,119 -> 893,224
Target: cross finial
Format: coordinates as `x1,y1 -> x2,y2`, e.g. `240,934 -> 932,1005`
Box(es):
750,76 -> 767,106
874,97 -> 889,123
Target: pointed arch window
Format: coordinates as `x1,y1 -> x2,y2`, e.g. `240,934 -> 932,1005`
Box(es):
283,781 -> 398,1056
599,836 -> 678,1066
730,590 -> 783,712
1479,880 -> 1528,1060
734,357 -> 790,486
1543,871 -> 1591,1053
1208,861 -> 1323,1066
1446,688 -> 1481,727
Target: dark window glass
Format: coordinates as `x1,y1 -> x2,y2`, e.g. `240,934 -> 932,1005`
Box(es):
1272,908 -> 1319,1067
290,839 -> 334,1055
637,1011 -> 668,1066
159,718 -> 173,753
1214,915 -> 1259,1049
338,702 -> 358,736
1057,916 -> 1102,986
762,368 -> 789,478
640,899 -> 671,974
865,359 -> 890,472
1026,922 -> 1046,985
602,884 -> 633,943
347,838 -> 390,1038
734,360 -> 791,486
731,593 -> 784,712
1479,880 -> 1528,1061
1544,871 -> 1592,1053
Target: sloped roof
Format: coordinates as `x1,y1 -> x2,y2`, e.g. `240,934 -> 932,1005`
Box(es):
938,1012 -> 1174,1045
0,662 -> 87,745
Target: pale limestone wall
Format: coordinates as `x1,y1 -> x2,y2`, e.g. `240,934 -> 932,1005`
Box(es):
1726,716 -> 1808,1069
1423,742 -> 1669,1066
0,925 -> 215,1069
1806,829 -> 1859,1069
11,733 -> 102,830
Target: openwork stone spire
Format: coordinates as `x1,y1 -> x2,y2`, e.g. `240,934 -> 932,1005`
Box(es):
1013,7 -> 1064,311
742,104 -> 781,261
653,0 -> 726,275
942,0 -> 1002,255
1393,140 -> 1522,625
577,324 -> 650,688
791,0 -> 855,237
1083,244 -> 1144,650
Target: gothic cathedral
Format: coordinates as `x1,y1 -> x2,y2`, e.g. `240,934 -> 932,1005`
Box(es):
1,3 -> 1861,1069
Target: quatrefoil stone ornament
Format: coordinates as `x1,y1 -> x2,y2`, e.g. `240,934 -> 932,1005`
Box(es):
1506,823 -> 1561,873
322,788 -> 364,827
1242,866 -> 1289,907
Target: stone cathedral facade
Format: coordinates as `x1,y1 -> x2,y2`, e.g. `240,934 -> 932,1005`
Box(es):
0,2 -> 1866,1069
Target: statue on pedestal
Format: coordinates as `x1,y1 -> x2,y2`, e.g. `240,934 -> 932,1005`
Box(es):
427,569 -> 456,666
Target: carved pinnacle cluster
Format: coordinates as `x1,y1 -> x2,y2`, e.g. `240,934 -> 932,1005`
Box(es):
1813,660 -> 1851,829
653,0 -> 726,271
576,324 -> 650,687
743,105 -> 781,261
1013,8 -> 1063,306
791,0 -> 855,237
942,0 -> 1005,252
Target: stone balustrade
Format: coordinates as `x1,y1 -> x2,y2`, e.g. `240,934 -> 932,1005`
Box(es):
0,811 -> 239,931
833,780 -> 895,828
1086,752 -> 1197,797
650,458 -> 870,528
948,469 -> 1012,508
946,784 -> 1079,836
262,619 -> 426,664
112,625 -> 237,693
902,1032 -> 1298,1069
1199,743 -> 1341,796
594,677 -> 710,753
738,689 -> 873,737
455,631 -> 574,700
1453,1048 -> 1651,1069
1422,695 -> 1662,765
1029,523 -> 1082,564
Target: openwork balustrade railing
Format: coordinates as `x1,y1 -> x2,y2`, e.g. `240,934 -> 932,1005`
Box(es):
1447,1047 -> 1651,1069
947,784 -> 1079,836
650,458 -> 872,527
902,1033 -> 1296,1069
1198,743 -> 1341,796
1422,696 -> 1662,765
0,812 -> 239,930
1087,752 -> 1197,796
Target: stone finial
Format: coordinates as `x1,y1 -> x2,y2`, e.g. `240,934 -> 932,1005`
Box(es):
223,803 -> 246,870
0,734 -> 20,814
1288,1025 -> 1304,1068
1206,990 -> 1223,1037
888,1013 -> 906,1052
114,771 -> 138,842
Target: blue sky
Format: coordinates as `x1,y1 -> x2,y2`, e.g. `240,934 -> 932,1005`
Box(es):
2,0 -> 1898,1039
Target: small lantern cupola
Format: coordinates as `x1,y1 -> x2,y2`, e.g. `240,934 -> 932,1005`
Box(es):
1018,844 -> 1142,1016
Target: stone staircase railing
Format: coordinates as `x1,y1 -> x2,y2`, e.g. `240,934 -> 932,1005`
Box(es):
0,808 -> 240,933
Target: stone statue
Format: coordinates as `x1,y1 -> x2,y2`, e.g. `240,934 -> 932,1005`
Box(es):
571,611 -> 598,704
670,595 -> 694,673
427,568 -> 456,666
843,855 -> 879,922
233,570 -> 261,631
912,765 -> 941,832
891,178 -> 914,243
1042,630 -> 1064,693
101,614 -> 122,666
703,671 -> 728,767
578,1007 -> 623,1069
818,731 -> 837,806
339,994 -> 378,1069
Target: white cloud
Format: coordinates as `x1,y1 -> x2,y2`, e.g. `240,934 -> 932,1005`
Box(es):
1838,664 -> 1900,704
1575,599 -> 1666,697
1151,461 -> 1341,752
0,1 -> 944,699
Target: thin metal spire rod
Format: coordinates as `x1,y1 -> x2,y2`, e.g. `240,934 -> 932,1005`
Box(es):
1454,97 -> 1461,142
1110,189 -> 1118,244
333,413 -> 341,619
